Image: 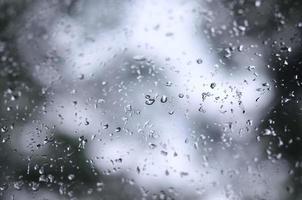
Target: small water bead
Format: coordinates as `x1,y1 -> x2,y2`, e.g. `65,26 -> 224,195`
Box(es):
96,182 -> 104,192
238,45 -> 243,52
78,136 -> 88,150
210,83 -> 216,89
59,184 -> 66,195
255,0 -> 261,7
246,119 -> 253,126
1,126 -> 8,133
125,104 -> 132,111
14,181 -> 24,190
247,65 -> 256,71
48,174 -> 55,183
145,98 -> 155,105
39,175 -> 48,182
165,81 -> 173,87
276,153 -> 282,160
198,106 -> 206,113
0,183 -> 8,191
145,95 -> 155,105
161,150 -> 168,156
78,74 -> 84,80
34,164 -> 39,170
168,110 -> 174,115
160,95 -> 168,103
103,124 -> 109,129
166,81 -> 172,87
68,174 -> 75,181
133,55 -> 146,61
196,58 -> 203,64
39,166 -> 45,174
202,92 -> 211,101
149,143 -> 157,149
178,93 -> 184,98
31,182 -> 40,191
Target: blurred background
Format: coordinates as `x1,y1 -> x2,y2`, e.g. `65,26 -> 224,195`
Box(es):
0,0 -> 302,199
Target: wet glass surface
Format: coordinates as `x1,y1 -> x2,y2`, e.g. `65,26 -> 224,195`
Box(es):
0,0 -> 302,199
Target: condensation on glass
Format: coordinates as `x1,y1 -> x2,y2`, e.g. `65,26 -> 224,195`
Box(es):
0,0 -> 301,200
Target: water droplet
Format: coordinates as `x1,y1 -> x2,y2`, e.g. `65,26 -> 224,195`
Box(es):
39,175 -> 48,182
136,166 -> 140,174
160,95 -> 168,103
178,93 -> 184,98
149,143 -> 157,149
133,55 -> 146,61
78,74 -> 84,80
247,65 -> 256,71
14,181 -> 24,190
246,119 -> 253,126
39,166 -> 45,174
48,174 -> 54,183
96,182 -> 104,192
1,126 -> 8,133
202,92 -> 211,101
238,45 -> 243,52
276,153 -> 282,160
168,110 -> 175,115
198,105 -> 206,113
68,174 -> 75,181
161,150 -> 168,156
210,82 -> 216,89
125,104 -> 132,111
196,58 -> 203,64
103,124 -> 109,129
31,182 -> 40,191
145,95 -> 155,105
165,81 -> 172,87
0,183 -> 8,191
78,136 -> 87,150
